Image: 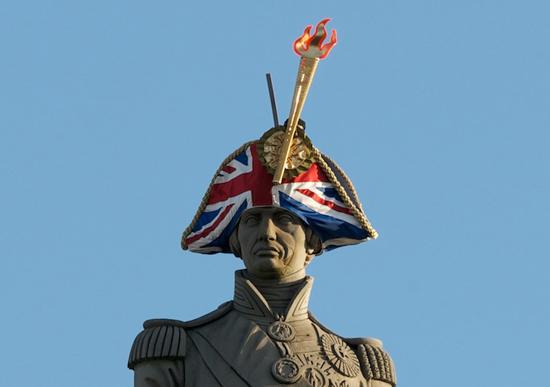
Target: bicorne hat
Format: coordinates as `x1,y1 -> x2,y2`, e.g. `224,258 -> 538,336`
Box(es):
181,122 -> 377,254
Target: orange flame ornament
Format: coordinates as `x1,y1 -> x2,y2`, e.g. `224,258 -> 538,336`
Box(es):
293,18 -> 338,59
272,19 -> 338,184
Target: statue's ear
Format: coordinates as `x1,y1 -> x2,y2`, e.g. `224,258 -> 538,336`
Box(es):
305,227 -> 322,260
229,228 -> 242,258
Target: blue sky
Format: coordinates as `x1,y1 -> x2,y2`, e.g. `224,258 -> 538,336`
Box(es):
1,1 -> 549,386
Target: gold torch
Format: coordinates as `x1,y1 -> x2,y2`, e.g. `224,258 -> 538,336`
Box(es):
272,19 -> 337,184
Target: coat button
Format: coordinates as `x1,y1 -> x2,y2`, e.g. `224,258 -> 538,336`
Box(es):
272,357 -> 302,384
267,320 -> 296,342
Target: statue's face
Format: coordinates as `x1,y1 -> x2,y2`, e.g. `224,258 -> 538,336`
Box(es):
237,207 -> 310,280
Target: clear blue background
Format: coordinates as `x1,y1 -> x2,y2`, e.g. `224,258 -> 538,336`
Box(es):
1,1 -> 548,386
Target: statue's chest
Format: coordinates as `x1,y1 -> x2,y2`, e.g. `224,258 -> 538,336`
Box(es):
263,319 -> 366,387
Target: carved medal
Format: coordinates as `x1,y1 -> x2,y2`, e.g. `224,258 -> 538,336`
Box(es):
268,320 -> 296,342
272,357 -> 302,384
321,335 -> 360,377
303,365 -> 326,386
293,352 -> 356,387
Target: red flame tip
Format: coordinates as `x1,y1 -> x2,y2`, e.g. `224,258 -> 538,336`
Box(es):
293,19 -> 337,59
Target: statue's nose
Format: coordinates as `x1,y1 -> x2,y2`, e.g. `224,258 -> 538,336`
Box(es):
258,217 -> 277,241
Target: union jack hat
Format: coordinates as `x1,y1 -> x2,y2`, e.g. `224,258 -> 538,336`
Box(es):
181,123 -> 377,254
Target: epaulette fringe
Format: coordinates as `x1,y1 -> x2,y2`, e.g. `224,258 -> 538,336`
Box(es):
128,321 -> 187,369
357,343 -> 396,386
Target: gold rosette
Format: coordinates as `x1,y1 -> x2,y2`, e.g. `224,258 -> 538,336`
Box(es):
257,126 -> 314,180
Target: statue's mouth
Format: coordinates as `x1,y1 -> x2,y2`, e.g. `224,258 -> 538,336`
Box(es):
253,244 -> 282,258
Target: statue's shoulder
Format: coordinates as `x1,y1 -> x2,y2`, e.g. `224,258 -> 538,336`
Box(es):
128,301 -> 233,369
345,337 -> 397,386
309,312 -> 397,386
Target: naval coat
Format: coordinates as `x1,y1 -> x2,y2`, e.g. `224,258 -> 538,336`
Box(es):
128,271 -> 396,387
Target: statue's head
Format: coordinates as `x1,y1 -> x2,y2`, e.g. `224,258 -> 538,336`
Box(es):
229,206 -> 321,280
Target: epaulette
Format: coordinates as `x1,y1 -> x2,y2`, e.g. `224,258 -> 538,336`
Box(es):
128,319 -> 187,369
355,339 -> 397,386
128,301 -> 233,369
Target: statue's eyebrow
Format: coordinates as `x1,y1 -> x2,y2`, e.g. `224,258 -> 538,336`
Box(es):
274,210 -> 300,222
275,210 -> 293,218
242,211 -> 261,219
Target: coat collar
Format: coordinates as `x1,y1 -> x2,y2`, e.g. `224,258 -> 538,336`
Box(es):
232,270 -> 313,323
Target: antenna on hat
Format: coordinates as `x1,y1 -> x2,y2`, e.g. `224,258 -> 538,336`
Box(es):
265,73 -> 280,127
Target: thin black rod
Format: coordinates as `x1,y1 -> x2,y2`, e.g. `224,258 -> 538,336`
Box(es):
266,73 -> 280,127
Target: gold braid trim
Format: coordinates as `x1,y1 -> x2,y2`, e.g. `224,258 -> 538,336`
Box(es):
320,153 -> 365,212
312,147 -> 378,239
181,141 -> 256,250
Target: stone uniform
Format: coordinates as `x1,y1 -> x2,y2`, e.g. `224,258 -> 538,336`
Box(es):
128,272 -> 396,387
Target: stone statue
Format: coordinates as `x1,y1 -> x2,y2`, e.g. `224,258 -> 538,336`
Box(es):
128,121 -> 397,386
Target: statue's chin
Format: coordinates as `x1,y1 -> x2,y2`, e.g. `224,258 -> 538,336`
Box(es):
243,249 -> 305,281
246,263 -> 308,284
249,256 -> 287,278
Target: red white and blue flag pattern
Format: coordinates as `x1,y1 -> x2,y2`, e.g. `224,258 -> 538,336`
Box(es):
183,143 -> 372,254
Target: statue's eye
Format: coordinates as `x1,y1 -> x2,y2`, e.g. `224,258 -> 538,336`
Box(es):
242,215 -> 259,226
276,213 -> 295,225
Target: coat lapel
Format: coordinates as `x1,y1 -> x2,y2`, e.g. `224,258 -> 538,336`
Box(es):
191,310 -> 283,386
